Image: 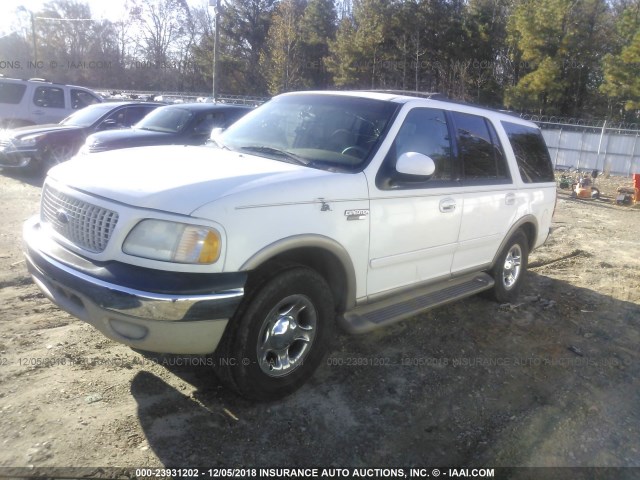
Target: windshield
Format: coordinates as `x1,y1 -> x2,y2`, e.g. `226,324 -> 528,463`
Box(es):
60,103 -> 118,127
135,106 -> 194,133
219,94 -> 399,171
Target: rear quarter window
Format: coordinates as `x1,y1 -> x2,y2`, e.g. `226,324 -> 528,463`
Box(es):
0,83 -> 27,104
502,121 -> 554,183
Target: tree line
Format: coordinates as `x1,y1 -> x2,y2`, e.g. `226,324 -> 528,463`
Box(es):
0,0 -> 638,121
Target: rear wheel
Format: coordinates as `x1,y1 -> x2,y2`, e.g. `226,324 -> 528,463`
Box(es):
488,230 -> 529,303
216,266 -> 334,400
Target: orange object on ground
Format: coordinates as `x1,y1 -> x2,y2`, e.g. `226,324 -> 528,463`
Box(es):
634,174 -> 640,201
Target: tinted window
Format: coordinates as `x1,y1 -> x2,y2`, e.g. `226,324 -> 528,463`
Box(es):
192,111 -> 226,134
135,106 -> 194,133
0,83 -> 27,104
33,86 -> 65,109
71,89 -> 100,110
104,106 -> 156,127
452,112 -> 509,182
502,121 -> 554,183
377,108 -> 454,189
62,103 -> 118,127
125,106 -> 156,126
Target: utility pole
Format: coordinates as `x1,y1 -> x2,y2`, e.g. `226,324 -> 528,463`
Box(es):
210,0 -> 221,102
17,7 -> 37,66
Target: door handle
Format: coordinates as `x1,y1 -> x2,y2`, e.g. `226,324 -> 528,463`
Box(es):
439,198 -> 456,213
505,193 -> 516,206
33,110 -> 45,115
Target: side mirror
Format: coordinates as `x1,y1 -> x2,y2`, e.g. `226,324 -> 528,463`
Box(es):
208,127 -> 226,146
210,127 -> 225,140
396,152 -> 436,176
99,118 -> 118,130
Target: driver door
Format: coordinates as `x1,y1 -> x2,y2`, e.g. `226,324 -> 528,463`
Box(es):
366,107 -> 462,296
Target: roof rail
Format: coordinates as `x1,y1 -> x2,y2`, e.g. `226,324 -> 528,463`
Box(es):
28,78 -> 49,82
363,90 -> 449,100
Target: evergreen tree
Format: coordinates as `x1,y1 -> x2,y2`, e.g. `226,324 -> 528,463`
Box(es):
261,0 -> 307,95
299,0 -> 337,88
601,0 -> 640,114
506,0 -> 611,116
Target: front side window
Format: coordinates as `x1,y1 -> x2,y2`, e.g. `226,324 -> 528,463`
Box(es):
0,83 -> 27,104
377,107 -> 455,189
219,94 -> 399,172
135,107 -> 194,133
452,111 -> 510,183
71,89 -> 100,110
62,103 -> 117,127
33,86 -> 65,109
502,121 -> 554,183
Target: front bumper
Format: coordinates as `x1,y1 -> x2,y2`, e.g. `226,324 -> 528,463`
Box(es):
23,216 -> 245,354
0,146 -> 38,168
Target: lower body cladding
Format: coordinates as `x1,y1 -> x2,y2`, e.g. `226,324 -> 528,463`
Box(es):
22,217 -> 246,355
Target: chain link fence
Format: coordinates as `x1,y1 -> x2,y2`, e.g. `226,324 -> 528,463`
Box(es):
521,115 -> 640,176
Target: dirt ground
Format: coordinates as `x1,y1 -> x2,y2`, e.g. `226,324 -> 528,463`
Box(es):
0,170 -> 638,477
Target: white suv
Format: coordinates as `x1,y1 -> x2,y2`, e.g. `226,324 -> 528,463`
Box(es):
23,91 -> 556,400
0,77 -> 102,128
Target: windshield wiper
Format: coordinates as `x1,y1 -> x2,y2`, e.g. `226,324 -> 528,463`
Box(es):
240,145 -> 309,166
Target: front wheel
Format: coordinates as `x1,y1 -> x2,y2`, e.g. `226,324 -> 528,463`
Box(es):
42,144 -> 75,172
488,230 -> 529,303
216,266 -> 334,400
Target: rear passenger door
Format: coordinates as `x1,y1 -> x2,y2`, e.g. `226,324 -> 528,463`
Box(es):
30,85 -> 67,124
450,111 -> 517,274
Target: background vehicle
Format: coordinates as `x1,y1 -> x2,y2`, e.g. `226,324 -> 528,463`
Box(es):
81,103 -> 252,154
0,101 -> 162,173
23,91 -> 556,400
0,77 -> 102,128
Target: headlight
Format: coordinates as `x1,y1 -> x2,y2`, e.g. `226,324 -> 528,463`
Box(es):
16,134 -> 43,147
123,220 -> 221,264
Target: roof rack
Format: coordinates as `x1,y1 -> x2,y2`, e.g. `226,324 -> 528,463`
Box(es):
363,90 -> 449,101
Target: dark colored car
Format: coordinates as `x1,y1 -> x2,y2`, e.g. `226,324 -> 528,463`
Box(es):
0,101 -> 161,172
81,103 -> 253,154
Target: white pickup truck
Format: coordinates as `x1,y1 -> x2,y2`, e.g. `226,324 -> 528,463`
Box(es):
23,91 -> 556,400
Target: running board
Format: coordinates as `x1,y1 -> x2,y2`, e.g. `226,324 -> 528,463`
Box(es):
340,273 -> 494,334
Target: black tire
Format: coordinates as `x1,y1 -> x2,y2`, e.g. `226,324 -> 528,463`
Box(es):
488,230 -> 529,303
216,266 -> 334,401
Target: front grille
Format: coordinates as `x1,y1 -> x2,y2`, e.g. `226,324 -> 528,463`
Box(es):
0,139 -> 12,148
41,185 -> 119,253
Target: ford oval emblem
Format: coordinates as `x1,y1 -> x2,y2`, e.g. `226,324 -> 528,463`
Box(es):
56,209 -> 70,224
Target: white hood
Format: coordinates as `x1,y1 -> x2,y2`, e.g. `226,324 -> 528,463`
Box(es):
48,145 -> 331,215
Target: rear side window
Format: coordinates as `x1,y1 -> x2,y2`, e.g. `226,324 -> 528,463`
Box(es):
502,121 -> 554,183
33,86 -> 65,109
0,83 -> 27,104
452,111 -> 510,183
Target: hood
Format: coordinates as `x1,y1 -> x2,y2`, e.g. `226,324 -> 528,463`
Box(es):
7,124 -> 79,138
48,145 -> 332,215
86,128 -> 170,149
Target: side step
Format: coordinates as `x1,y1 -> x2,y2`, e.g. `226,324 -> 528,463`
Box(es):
340,272 -> 494,334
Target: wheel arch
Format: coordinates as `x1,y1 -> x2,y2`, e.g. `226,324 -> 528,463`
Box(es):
490,216 -> 538,268
240,235 -> 356,312
239,235 -> 357,313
